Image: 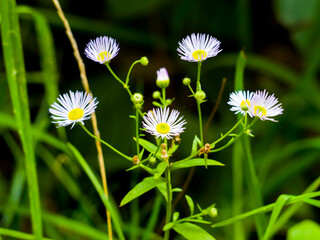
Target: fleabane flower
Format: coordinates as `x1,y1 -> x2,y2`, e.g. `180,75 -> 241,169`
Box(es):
49,90 -> 98,128
228,90 -> 254,115
85,36 -> 119,64
142,108 -> 186,139
177,33 -> 222,62
248,90 -> 283,122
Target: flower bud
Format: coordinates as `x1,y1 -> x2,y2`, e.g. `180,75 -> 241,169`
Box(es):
195,90 -> 206,102
182,77 -> 191,86
207,207 -> 218,218
140,56 -> 149,66
166,99 -> 173,106
131,93 -> 144,105
156,68 -> 170,88
149,156 -> 157,165
152,91 -> 161,99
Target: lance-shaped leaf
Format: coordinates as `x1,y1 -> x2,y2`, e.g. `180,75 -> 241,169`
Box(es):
170,158 -> 224,171
120,177 -> 165,206
154,161 -> 167,179
173,222 -> 216,240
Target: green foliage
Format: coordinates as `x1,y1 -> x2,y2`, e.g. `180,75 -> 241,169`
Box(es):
287,220 -> 320,240
120,177 -> 165,206
173,222 -> 216,240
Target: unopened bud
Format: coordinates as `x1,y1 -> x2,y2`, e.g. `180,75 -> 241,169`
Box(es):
156,68 -> 170,88
182,77 -> 191,86
152,91 -> 161,99
207,207 -> 218,218
195,90 -> 206,102
132,93 -> 144,105
132,155 -> 140,165
140,56 -> 149,66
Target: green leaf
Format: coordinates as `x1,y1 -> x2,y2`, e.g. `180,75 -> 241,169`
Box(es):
191,135 -> 201,154
168,143 -> 179,155
172,188 -> 183,192
156,182 -> 167,201
163,222 -> 175,231
185,195 -> 194,216
262,194 -> 291,240
287,220 -> 320,240
120,177 -> 165,206
137,138 -> 161,158
173,212 -> 180,221
171,158 -> 224,170
154,161 -> 167,179
152,101 -> 163,107
173,222 -> 216,240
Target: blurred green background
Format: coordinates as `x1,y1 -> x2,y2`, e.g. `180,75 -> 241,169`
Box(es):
1,0 -> 320,239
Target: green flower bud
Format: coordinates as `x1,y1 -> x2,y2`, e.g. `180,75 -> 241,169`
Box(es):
149,156 -> 157,165
140,56 -> 149,66
152,91 -> 161,99
132,93 -> 144,105
156,68 -> 170,89
166,99 -> 173,106
207,207 -> 218,218
195,90 -> 206,102
182,77 -> 191,86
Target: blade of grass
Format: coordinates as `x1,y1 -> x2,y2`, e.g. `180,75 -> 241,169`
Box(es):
211,191 -> 320,228
261,195 -> 291,240
1,132 -> 26,228
234,50 -> 267,238
142,195 -> 163,240
0,228 -> 52,240
67,142 -> 125,240
0,0 -> 43,238
270,176 -> 320,237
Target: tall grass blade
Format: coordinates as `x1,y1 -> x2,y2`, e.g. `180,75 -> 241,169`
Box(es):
0,0 -> 43,238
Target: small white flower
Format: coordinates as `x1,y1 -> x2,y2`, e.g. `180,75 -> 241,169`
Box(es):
85,36 -> 119,64
248,90 -> 283,122
228,90 -> 254,115
49,90 -> 98,128
142,108 -> 186,139
177,33 -> 222,62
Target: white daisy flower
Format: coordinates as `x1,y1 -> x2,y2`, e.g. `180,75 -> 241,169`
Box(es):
177,33 -> 222,62
228,90 -> 254,115
248,90 -> 283,122
142,108 -> 186,139
49,90 -> 98,128
85,36 -> 119,64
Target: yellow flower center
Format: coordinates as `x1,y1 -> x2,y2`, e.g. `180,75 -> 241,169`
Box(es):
254,106 -> 267,116
68,108 -> 84,121
192,50 -> 207,61
97,51 -> 112,62
240,100 -> 251,111
156,123 -> 171,134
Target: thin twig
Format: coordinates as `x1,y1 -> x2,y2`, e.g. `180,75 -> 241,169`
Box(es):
51,0 -> 113,238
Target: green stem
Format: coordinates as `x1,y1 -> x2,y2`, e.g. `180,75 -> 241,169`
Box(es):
164,167 -> 172,240
196,100 -> 204,146
211,118 -> 257,153
80,123 -> 132,161
162,87 -> 166,107
135,108 -> 140,156
211,115 -> 245,147
126,60 -> 140,85
196,61 -> 202,91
